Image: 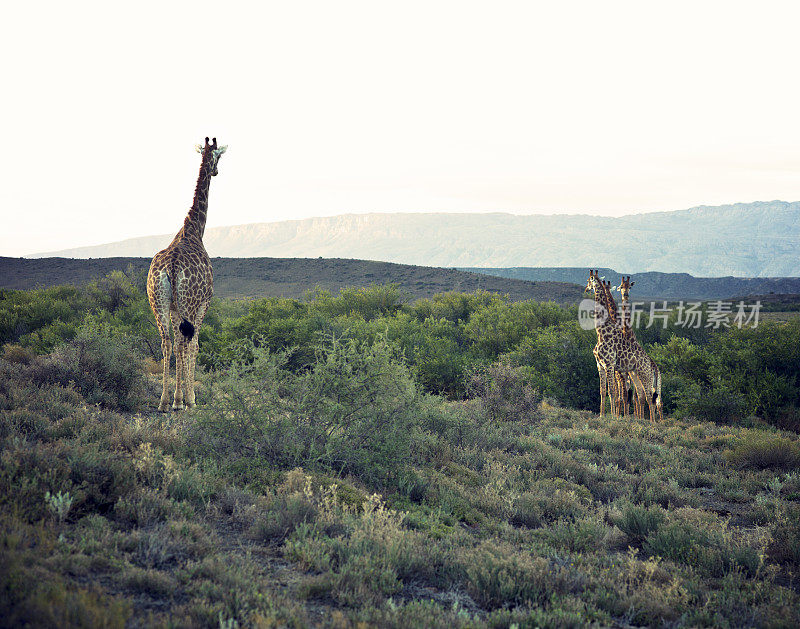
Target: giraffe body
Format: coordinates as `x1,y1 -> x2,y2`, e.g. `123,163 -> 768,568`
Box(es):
147,137 -> 226,411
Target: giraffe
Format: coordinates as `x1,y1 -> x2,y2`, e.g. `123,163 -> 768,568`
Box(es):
615,275 -> 638,416
584,270 -> 623,416
596,277 -> 660,421
147,137 -> 227,411
615,276 -> 663,420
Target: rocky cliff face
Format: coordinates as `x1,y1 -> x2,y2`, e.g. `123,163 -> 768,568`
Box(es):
31,201 -> 800,277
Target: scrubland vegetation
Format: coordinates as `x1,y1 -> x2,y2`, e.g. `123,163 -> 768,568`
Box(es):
1,271 -> 799,626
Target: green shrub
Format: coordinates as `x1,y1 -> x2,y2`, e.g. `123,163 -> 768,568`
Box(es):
309,284 -> 406,320
504,323 -> 597,411
644,513 -> 761,578
462,541 -> 564,609
466,359 -> 542,422
672,381 -> 746,423
767,506 -> 800,566
120,566 -> 177,598
250,492 -> 317,543
545,516 -> 616,553
25,327 -> 150,412
2,344 -> 33,365
614,504 -> 666,544
726,436 -> 800,469
0,549 -> 131,628
193,336 -> 421,487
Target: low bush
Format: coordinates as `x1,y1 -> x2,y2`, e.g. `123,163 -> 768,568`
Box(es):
1,344 -> 33,365
192,336 -> 422,488
20,327 -> 150,412
461,541 -> 567,609
613,504 -> 666,544
466,360 -> 542,422
644,511 -> 761,578
726,436 -> 800,469
767,505 -> 800,566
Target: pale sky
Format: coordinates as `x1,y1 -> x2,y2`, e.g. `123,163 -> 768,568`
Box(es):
3,1 -> 800,256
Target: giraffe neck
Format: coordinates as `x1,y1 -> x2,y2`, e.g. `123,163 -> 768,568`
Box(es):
593,287 -> 618,338
599,283 -> 619,326
184,158 -> 214,240
620,294 -> 631,336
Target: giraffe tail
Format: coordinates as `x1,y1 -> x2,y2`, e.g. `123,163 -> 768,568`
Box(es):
179,319 -> 195,341
652,365 -> 662,410
169,264 -> 196,341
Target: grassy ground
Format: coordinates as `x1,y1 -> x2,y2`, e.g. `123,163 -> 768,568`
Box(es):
1,340 -> 799,628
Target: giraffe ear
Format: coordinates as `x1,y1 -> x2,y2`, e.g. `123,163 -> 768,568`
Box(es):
630,281 -> 635,287
195,144 -> 204,154
218,145 -> 228,154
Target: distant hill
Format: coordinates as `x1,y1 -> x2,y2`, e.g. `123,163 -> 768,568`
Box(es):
459,267 -> 800,301
0,257 -> 582,304
29,201 -> 800,277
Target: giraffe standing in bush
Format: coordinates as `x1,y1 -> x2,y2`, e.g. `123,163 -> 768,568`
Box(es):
615,276 -> 663,420
585,270 -> 623,416
613,275 -> 637,416
597,278 -> 661,421
147,137 -> 226,411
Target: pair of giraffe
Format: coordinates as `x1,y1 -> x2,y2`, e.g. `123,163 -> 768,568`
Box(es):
585,270 -> 663,421
147,137 -> 226,411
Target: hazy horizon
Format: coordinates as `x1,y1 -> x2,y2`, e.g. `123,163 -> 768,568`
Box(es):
4,1 -> 800,257
20,200 -> 797,258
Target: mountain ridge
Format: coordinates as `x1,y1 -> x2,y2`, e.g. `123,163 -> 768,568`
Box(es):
4,256 -> 799,302
28,201 -> 800,277
0,256 -> 581,303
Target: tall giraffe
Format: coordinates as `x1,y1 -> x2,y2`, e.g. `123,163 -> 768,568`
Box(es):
596,278 -> 660,421
147,137 -> 227,411
615,276 -> 663,420
615,275 -> 637,416
585,270 -> 623,416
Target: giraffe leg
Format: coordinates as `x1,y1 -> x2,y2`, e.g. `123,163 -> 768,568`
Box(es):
184,302 -> 208,409
148,271 -> 175,412
599,368 -> 607,417
654,369 -> 664,421
156,319 -> 172,413
623,375 -> 630,416
637,380 -> 645,418
173,341 -> 187,410
185,339 -> 197,409
645,397 -> 656,422
640,370 -> 656,422
171,313 -> 186,410
607,367 -> 618,416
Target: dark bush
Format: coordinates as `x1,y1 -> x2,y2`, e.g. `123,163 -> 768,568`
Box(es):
466,359 -> 542,422
26,327 -> 150,412
726,436 -> 800,470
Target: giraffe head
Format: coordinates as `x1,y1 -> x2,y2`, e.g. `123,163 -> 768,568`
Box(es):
584,269 -> 604,297
195,137 -> 228,176
615,276 -> 635,302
